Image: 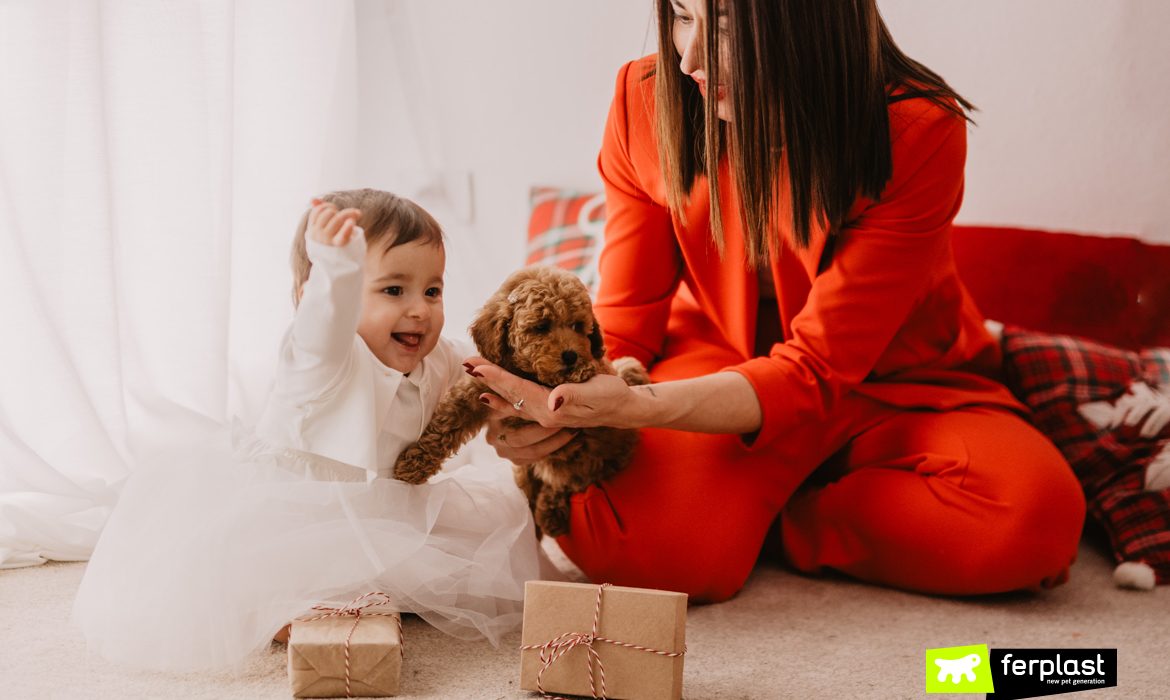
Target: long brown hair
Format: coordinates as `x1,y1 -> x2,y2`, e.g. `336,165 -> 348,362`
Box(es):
653,0 -> 974,267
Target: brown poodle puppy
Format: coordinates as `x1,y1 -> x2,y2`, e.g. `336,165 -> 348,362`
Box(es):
393,266 -> 649,537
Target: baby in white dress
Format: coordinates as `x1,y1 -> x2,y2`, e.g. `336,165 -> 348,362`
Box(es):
73,190 -> 543,672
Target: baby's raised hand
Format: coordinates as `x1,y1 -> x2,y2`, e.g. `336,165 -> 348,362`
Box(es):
308,198 -> 362,247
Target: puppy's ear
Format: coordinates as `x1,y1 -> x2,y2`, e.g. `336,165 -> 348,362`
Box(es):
469,293 -> 513,365
588,315 -> 607,360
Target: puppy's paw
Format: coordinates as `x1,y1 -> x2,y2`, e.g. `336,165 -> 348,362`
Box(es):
392,445 -> 441,484
537,507 -> 570,538
613,356 -> 650,386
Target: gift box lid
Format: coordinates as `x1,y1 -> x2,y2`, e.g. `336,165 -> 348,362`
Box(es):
288,614 -> 402,697
520,581 -> 686,700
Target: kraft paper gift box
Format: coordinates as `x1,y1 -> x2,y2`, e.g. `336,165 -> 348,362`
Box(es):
520,581 -> 687,700
288,611 -> 403,698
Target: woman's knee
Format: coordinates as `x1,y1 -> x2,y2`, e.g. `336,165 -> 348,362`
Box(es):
1006,464 -> 1086,576
950,412 -> 1087,589
559,429 -> 783,600
1000,438 -> 1085,545
582,531 -> 758,602
560,488 -> 766,601
954,465 -> 1086,591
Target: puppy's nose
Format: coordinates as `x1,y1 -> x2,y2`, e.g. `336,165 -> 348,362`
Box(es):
561,350 -> 578,367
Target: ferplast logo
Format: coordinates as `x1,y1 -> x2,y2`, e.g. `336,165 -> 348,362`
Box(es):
926,644 -> 995,693
924,646 -> 1117,698
1000,651 -> 1106,685
987,649 -> 1117,699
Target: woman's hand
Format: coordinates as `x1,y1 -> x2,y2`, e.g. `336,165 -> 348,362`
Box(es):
466,358 -> 647,431
468,356 -> 657,465
483,415 -> 576,467
466,360 -> 572,465
467,357 -> 762,442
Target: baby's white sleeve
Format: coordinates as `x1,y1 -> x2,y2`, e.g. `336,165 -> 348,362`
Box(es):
280,229 -> 366,397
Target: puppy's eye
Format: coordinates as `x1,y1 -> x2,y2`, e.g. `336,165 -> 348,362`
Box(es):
534,320 -> 551,334
573,322 -> 586,334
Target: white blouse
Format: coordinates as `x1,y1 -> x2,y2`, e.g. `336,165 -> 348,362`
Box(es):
255,230 -> 471,479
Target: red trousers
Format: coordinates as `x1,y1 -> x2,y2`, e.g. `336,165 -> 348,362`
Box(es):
558,348 -> 1086,602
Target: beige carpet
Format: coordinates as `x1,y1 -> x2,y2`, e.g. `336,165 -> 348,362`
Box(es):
2,533 -> 1167,699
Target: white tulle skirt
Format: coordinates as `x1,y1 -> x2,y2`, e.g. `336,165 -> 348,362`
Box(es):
72,423 -> 545,672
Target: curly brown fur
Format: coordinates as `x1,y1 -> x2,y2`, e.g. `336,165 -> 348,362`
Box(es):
393,266 -> 649,537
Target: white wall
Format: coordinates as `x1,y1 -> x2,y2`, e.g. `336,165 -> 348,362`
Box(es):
386,0 -> 1170,325
880,0 -> 1170,241
385,0 -> 656,331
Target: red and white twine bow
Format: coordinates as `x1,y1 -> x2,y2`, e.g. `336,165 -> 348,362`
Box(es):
519,583 -> 686,700
296,591 -> 404,699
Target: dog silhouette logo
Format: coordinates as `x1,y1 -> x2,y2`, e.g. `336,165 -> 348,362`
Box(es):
926,645 -> 994,693
935,653 -> 981,683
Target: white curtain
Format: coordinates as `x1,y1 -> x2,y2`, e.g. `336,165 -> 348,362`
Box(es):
0,0 -> 442,568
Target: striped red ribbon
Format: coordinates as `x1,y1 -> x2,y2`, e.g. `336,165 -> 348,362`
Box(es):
519,583 -> 686,700
296,591 -> 404,699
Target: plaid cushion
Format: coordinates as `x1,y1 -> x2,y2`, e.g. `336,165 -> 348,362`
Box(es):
1002,327 -> 1170,583
526,187 -> 605,294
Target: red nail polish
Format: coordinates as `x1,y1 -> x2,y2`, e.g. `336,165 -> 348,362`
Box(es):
463,362 -> 474,372
479,396 -> 490,405
553,397 -> 564,411
471,370 -> 484,378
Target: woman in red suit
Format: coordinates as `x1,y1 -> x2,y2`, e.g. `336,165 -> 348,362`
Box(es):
469,0 -> 1085,601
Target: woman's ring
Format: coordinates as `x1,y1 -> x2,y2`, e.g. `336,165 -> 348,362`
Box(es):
512,398 -> 525,411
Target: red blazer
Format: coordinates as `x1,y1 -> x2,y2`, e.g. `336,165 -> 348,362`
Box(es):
594,56 -> 1023,448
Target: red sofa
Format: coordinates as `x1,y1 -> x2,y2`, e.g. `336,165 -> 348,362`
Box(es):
951,225 -> 1170,349
952,225 -> 1170,587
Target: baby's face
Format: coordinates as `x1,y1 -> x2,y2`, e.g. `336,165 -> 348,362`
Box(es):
357,240 -> 446,374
